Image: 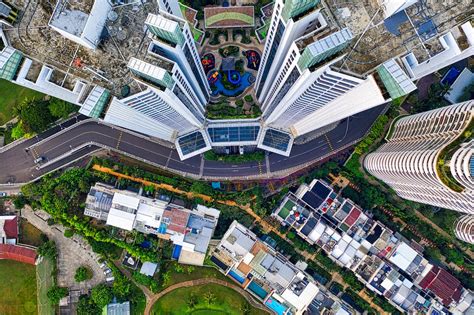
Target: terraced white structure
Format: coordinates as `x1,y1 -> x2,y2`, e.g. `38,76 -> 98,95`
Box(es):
364,101 -> 474,213
455,215 -> 474,244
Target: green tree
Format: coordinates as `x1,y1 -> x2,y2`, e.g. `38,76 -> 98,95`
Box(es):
12,195 -> 28,209
48,99 -> 76,119
91,284 -> 113,308
14,98 -> 55,133
10,123 -> 25,140
47,286 -> 68,305
161,271 -> 171,287
77,295 -> 101,315
64,229 -> 74,238
203,291 -> 216,306
38,240 -> 58,259
75,266 -> 93,282
240,303 -> 251,315
187,293 -> 198,310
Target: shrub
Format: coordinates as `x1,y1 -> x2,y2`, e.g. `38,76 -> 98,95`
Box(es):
244,95 -> 253,102
47,286 -> 68,305
64,229 -> 74,238
235,99 -> 244,107
91,284 -> 113,308
75,266 -> 93,282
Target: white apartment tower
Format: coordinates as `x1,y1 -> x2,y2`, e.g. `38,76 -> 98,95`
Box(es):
255,0 -> 321,102
364,101 -> 474,214
256,0 -> 388,137
145,12 -> 210,104
454,215 -> 474,244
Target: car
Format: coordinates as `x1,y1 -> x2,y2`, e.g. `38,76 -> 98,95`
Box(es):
0,192 -> 7,197
34,156 -> 44,164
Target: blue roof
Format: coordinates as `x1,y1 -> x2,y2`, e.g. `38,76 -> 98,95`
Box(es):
383,10 -> 409,35
208,125 -> 260,143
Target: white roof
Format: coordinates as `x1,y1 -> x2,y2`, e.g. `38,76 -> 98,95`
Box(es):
112,193 -> 140,210
196,204 -> 220,218
140,262 -> 158,276
128,57 -> 169,81
106,208 -> 136,231
281,282 -> 319,312
308,222 -> 326,242
380,0 -> 418,18
388,242 -> 418,271
146,13 -> 179,32
381,278 -> 394,291
136,202 -> 165,228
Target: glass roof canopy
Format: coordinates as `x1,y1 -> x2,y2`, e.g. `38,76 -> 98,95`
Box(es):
175,130 -> 211,160
206,121 -> 262,146
257,128 -> 294,156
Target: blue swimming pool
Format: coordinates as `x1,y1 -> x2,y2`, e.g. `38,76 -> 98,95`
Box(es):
265,297 -> 288,315
247,281 -> 268,300
171,245 -> 182,260
228,269 -> 245,284
210,72 -> 254,97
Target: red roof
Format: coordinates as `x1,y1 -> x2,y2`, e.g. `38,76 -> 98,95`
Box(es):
163,208 -> 190,234
419,265 -> 463,306
3,216 -> 18,239
343,207 -> 361,227
0,244 -> 37,265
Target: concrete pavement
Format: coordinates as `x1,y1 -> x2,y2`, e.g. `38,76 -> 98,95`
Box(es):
21,207 -> 105,291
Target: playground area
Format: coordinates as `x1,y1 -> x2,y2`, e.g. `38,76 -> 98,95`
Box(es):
201,46 -> 260,98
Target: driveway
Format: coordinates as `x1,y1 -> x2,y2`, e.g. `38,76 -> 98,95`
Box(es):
21,206 -> 105,291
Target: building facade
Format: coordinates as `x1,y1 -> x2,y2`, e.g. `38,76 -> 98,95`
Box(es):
364,101 -> 474,214
454,215 -> 474,244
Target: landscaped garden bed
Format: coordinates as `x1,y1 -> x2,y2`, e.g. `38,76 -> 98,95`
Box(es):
204,6 -> 255,28
206,100 -> 261,119
218,45 -> 240,58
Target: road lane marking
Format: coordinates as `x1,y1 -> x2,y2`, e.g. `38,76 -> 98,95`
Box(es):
116,131 -> 123,149
324,134 -> 334,151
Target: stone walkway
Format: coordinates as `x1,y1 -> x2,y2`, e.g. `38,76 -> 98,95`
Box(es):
144,278 -> 270,315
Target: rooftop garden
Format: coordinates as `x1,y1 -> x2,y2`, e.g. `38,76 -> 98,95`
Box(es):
204,6 -> 255,29
179,2 -> 205,43
436,118 -> 473,193
206,96 -> 261,120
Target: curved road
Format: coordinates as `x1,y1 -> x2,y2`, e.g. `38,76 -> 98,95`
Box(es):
0,104 -> 386,184
144,278 -> 270,315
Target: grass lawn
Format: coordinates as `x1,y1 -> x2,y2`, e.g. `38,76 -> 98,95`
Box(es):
158,261 -> 233,291
36,257 -> 55,315
0,260 -> 38,314
19,218 -> 45,247
0,79 -> 44,125
151,283 -> 263,315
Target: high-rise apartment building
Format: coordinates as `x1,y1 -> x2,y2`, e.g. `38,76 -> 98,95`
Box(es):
0,0 -> 472,161
455,215 -> 474,244
364,101 -> 474,214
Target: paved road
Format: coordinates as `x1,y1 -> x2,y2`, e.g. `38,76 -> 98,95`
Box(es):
0,104 -> 386,184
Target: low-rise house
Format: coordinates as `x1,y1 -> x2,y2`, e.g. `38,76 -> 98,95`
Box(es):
212,221 -> 355,315
84,183 -> 220,266
272,179 -> 474,314
0,215 -> 18,244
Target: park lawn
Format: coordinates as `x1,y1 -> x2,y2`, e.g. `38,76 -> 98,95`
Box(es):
0,79 -> 44,125
0,260 -> 38,314
151,283 -> 263,315
36,257 -> 55,315
158,262 -> 233,291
